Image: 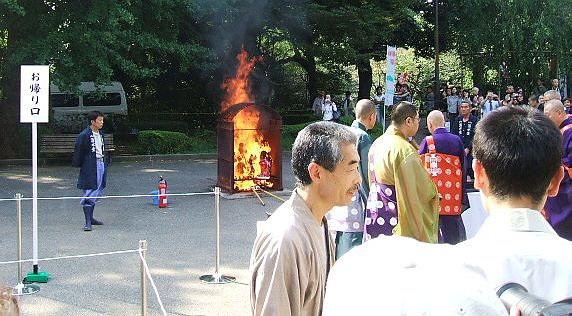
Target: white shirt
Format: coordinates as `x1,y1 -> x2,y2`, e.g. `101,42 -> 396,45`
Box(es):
482,99 -> 499,116
323,236 -> 507,316
455,208 -> 572,303
92,131 -> 104,159
322,101 -> 337,121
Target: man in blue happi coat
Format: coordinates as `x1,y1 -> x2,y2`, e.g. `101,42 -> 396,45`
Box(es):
72,110 -> 107,231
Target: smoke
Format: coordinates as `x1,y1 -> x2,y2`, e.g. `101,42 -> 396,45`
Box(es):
198,0 -> 273,110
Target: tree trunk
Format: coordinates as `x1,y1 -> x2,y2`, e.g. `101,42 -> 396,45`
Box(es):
472,62 -> 484,92
357,56 -> 372,100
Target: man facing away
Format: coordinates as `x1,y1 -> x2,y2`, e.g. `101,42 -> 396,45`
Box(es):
72,110 -> 107,231
456,106 -> 572,302
543,99 -> 572,240
365,101 -> 439,243
250,121 -> 361,316
419,110 -> 469,244
326,99 -> 376,259
450,101 -> 479,180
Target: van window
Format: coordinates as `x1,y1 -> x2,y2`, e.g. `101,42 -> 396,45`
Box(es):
50,94 -> 80,107
84,92 -> 122,107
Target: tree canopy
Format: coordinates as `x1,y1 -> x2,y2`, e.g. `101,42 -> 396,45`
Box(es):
1,0 -> 571,157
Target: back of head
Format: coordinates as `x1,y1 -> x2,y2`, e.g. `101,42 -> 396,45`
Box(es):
427,110 -> 445,129
544,90 -> 561,102
0,285 -> 19,316
355,99 -> 375,120
473,106 -> 562,203
291,121 -> 357,186
545,99 -> 565,113
391,101 -> 417,125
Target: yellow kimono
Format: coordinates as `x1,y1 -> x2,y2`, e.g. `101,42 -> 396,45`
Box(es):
365,126 -> 440,243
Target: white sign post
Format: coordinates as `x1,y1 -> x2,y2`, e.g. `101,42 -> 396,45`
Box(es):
384,46 -> 397,131
20,65 -> 49,282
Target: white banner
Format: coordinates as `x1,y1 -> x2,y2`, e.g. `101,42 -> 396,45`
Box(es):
20,65 -> 49,123
384,46 -> 397,106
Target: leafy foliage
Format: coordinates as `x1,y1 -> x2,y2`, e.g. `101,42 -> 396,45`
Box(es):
137,130 -> 193,154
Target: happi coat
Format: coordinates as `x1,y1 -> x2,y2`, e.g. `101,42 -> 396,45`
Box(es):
72,127 -> 107,190
365,126 -> 439,243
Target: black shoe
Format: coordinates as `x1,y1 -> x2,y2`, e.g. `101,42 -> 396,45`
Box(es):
83,225 -> 92,231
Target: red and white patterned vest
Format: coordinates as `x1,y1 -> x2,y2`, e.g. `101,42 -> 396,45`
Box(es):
420,136 -> 463,215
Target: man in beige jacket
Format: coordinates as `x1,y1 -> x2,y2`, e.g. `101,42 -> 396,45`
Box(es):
250,121 -> 361,316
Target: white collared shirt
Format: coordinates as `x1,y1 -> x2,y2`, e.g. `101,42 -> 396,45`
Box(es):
456,208 -> 572,302
92,131 -> 104,159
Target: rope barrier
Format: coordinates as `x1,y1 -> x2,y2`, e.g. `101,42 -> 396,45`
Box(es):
0,249 -> 140,266
0,246 -> 169,315
0,191 -> 214,202
138,249 -> 167,316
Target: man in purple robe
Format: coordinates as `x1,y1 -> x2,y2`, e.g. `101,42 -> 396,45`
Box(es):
544,99 -> 572,240
419,110 -> 469,244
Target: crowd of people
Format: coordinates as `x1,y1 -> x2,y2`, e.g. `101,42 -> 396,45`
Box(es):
251,85 -> 572,315
427,78 -> 570,120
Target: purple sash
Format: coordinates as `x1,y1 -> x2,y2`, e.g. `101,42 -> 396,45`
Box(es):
365,144 -> 399,240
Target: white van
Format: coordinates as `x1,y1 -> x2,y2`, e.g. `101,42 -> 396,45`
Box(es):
50,81 -> 128,133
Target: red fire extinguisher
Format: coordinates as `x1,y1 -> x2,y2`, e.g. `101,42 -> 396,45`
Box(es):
158,176 -> 168,208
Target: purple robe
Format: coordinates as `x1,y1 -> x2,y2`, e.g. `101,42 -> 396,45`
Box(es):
545,117 -> 572,240
419,127 -> 469,244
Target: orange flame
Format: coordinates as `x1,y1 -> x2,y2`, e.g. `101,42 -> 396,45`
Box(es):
233,108 -> 274,191
221,48 -> 261,112
220,48 -> 273,192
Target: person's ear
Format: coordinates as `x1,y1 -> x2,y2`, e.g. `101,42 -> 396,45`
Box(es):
547,166 -> 565,197
472,159 -> 487,191
308,162 -> 322,183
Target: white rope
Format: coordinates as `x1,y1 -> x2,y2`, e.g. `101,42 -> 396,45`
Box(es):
0,249 -> 140,266
0,191 -> 215,202
138,249 -> 168,316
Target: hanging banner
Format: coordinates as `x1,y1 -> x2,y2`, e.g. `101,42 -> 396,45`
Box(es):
20,65 -> 49,123
384,46 -> 397,106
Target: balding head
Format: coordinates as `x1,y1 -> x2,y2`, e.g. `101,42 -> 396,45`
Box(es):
355,99 -> 375,119
544,99 -> 567,127
544,90 -> 561,102
427,110 -> 445,134
355,99 -> 377,130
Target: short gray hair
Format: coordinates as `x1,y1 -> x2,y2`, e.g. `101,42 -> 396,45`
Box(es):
291,121 -> 357,186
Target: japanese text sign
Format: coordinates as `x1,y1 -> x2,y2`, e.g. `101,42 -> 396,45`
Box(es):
20,65 -> 49,123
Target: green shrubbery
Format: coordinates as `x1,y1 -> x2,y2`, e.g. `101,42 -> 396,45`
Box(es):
133,116 -> 387,155
137,130 -> 192,154
137,130 -> 215,154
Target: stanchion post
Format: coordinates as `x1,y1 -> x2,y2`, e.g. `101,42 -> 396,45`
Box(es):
140,240 -> 148,316
199,187 -> 236,284
12,193 -> 40,296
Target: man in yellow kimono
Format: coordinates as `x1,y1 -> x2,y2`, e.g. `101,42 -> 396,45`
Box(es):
365,101 -> 439,243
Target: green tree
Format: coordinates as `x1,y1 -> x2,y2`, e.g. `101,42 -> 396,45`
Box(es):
0,0 -> 212,158
433,0 -> 572,93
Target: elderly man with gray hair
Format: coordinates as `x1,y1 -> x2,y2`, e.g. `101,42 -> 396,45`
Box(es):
250,121 -> 361,315
543,99 -> 572,240
327,99 -> 376,259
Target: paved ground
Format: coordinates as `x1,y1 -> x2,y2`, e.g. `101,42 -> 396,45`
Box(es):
0,156 -> 295,315
0,120 -> 432,315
